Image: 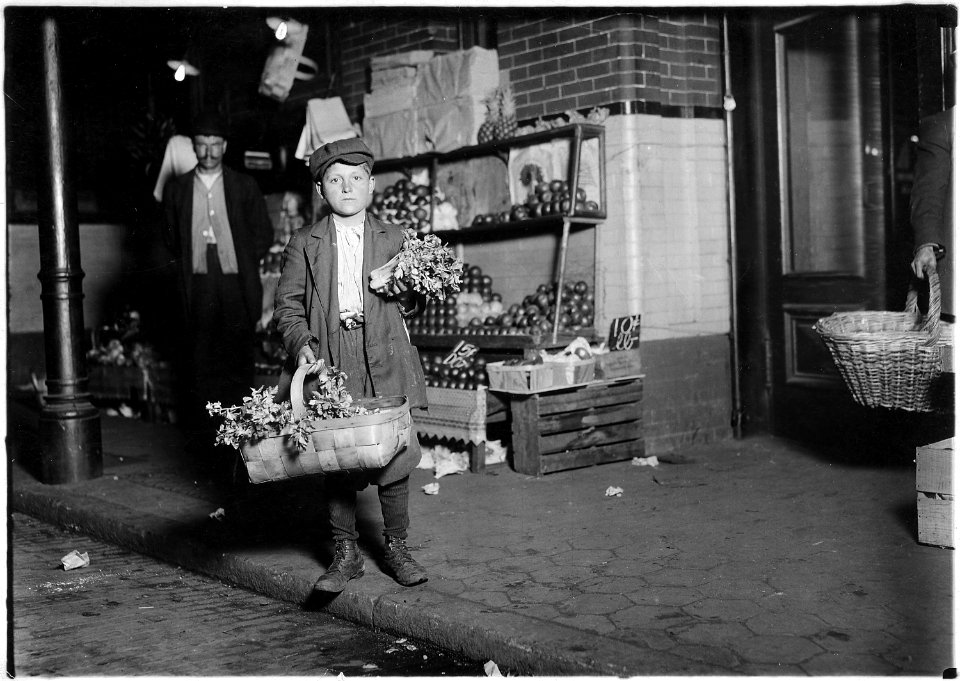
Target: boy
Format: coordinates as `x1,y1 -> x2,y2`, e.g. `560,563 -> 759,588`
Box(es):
273,138 -> 428,591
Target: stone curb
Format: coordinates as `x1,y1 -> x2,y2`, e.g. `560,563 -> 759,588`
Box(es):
11,479 -> 648,676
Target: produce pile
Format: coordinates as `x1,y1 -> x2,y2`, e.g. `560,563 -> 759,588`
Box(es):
369,177 -> 458,233
206,361 -> 371,452
87,308 -> 161,369
406,265 -> 595,336
469,179 -> 601,226
419,351 -> 489,390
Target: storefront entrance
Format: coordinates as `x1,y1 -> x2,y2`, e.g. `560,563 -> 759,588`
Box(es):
730,7 -> 953,450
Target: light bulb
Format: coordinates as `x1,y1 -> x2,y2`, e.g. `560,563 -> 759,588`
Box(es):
275,21 -> 287,40
174,64 -> 186,81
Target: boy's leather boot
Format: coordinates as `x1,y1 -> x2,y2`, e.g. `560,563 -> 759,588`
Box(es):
313,539 -> 364,593
384,536 -> 428,586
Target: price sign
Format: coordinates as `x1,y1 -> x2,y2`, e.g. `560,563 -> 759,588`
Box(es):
607,314 -> 642,351
442,341 -> 479,369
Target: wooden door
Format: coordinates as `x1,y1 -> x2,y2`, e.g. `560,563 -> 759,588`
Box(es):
769,12 -> 891,443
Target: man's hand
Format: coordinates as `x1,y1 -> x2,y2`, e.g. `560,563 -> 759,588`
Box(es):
912,245 -> 938,278
297,343 -> 317,366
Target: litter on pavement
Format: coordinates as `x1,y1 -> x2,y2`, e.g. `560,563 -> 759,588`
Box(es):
604,486 -> 624,497
631,455 -> 659,467
60,549 -> 90,571
422,482 -> 440,495
209,507 -> 226,521
484,660 -> 503,676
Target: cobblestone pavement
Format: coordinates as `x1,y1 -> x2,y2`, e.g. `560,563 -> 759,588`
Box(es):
9,411 -> 956,676
10,513 -> 485,677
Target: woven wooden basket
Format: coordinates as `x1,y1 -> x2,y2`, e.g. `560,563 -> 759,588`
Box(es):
240,365 -> 412,484
815,272 -> 953,413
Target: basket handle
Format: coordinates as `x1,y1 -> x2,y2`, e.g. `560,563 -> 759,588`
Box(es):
904,271 -> 941,346
290,362 -> 321,420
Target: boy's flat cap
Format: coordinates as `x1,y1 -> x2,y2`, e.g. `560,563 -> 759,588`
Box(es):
310,138 -> 375,182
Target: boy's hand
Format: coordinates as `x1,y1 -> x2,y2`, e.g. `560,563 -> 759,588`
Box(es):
297,343 -> 317,366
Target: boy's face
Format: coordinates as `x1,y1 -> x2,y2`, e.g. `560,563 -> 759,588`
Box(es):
318,162 -> 375,218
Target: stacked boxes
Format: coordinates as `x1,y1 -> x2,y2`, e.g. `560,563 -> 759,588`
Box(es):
916,438 -> 955,548
363,47 -> 499,159
363,50 -> 433,160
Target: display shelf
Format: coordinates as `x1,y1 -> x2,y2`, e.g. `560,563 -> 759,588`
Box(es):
376,122 -> 606,345
374,123 -> 606,225
430,214 -> 602,242
411,330 -> 597,353
376,123 -> 605,170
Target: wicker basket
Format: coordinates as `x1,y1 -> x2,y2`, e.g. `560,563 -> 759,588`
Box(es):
239,365 -> 412,484
815,273 -> 953,413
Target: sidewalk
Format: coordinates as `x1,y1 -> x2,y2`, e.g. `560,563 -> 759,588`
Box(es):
8,403 -> 955,676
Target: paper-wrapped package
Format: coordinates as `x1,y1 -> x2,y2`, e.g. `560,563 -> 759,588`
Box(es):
363,83 -> 419,117
372,65 -> 419,90
294,98 -> 358,162
417,47 -> 499,108
419,96 -> 486,153
363,109 -> 423,160
371,50 -> 434,70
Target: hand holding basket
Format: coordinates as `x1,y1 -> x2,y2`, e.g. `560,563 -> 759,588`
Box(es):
815,273 -> 952,412
240,364 -> 412,483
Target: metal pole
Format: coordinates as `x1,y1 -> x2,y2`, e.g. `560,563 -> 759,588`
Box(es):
722,13 -> 744,439
37,16 -> 103,483
552,218 -> 572,344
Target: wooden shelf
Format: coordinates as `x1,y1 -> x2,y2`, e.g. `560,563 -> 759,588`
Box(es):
411,330 -> 597,352
374,123 -> 607,172
430,214 -> 603,242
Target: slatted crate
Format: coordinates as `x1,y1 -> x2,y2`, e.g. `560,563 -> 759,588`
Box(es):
916,438 -> 954,548
509,376 -> 644,476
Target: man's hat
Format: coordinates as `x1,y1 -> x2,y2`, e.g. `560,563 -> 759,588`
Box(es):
191,110 -> 228,138
309,137 -> 375,182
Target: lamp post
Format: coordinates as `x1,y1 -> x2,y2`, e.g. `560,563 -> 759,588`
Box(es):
37,15 -> 102,483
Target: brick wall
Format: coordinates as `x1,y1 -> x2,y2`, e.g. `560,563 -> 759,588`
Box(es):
337,11 -> 723,124
496,12 -> 723,121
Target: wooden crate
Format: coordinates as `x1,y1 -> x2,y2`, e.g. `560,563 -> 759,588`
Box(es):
594,349 -> 642,380
916,438 -> 954,548
509,376 -> 643,476
487,358 -> 595,394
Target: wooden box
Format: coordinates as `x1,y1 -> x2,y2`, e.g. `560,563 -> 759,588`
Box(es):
509,376 -> 643,476
486,358 -> 595,395
916,438 -> 954,548
594,349 -> 642,380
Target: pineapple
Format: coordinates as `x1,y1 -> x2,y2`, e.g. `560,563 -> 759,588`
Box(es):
477,85 -> 518,144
